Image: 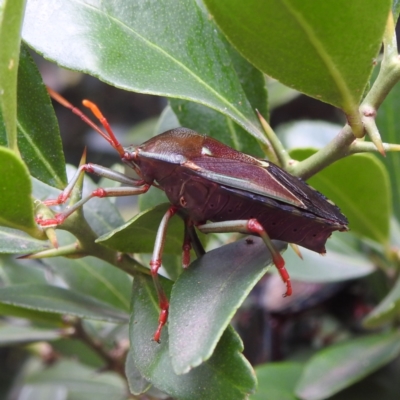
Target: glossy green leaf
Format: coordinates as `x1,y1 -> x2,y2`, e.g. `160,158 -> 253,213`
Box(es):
204,0 -> 389,112
295,331 -> 400,400
25,359 -> 126,400
170,42 -> 268,156
130,274 -> 256,399
42,256 -> 132,312
0,147 -> 44,238
22,0 -> 266,144
363,274 -> 400,328
291,149 -> 391,245
251,362 -> 303,400
0,325 -> 62,346
375,67 -> 400,220
0,0 -> 26,152
169,237 -> 287,375
97,203 -> 183,254
15,45 -> 67,188
0,226 -> 48,254
0,284 -> 129,323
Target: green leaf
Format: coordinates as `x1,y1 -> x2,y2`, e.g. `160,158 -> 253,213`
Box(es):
169,237 -> 287,375
25,359 -> 127,400
0,147 -> 44,239
295,331 -> 400,400
204,0 -> 390,112
42,256 -> 132,312
0,226 -> 48,254
22,0 -> 266,144
0,0 -> 26,152
170,42 -> 268,156
125,349 -> 152,396
0,325 -> 62,346
130,274 -> 256,399
0,284 -> 129,323
363,274 -> 400,328
0,256 -> 47,285
15,45 -> 67,188
291,149 -> 391,245
51,337 -> 105,369
375,67 -> 400,220
251,362 -> 303,400
97,203 -> 183,254
0,303 -> 63,325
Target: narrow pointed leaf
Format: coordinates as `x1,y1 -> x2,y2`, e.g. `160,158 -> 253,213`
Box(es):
0,226 -> 48,253
22,0 -> 266,143
204,0 -> 390,112
0,284 -> 129,323
130,274 -> 256,399
0,0 -> 26,152
0,303 -> 63,324
169,237 -> 287,375
0,147 -> 44,238
0,256 -> 48,285
16,45 -> 67,188
0,325 -> 62,346
295,331 -> 400,400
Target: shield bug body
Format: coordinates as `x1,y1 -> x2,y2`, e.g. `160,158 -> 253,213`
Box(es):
37,90 -> 348,342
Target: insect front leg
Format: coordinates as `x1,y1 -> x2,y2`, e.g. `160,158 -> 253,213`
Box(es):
37,163 -> 149,227
196,219 -> 292,297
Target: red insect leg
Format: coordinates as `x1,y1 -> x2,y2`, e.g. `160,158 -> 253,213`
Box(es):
247,219 -> 292,297
150,206 -> 178,342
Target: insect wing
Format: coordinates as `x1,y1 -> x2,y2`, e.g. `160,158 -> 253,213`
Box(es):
183,157 -> 305,208
183,157 -> 347,226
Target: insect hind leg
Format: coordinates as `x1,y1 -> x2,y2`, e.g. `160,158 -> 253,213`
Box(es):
196,219 -> 291,297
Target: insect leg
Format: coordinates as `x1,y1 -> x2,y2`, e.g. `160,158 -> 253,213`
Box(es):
43,162 -> 145,206
196,219 -> 292,297
150,206 -> 178,343
180,217 -> 206,268
37,185 -> 150,227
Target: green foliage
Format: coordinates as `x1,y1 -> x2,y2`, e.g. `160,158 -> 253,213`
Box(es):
0,1 -> 399,399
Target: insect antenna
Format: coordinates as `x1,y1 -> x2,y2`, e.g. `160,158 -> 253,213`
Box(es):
47,87 -> 125,158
